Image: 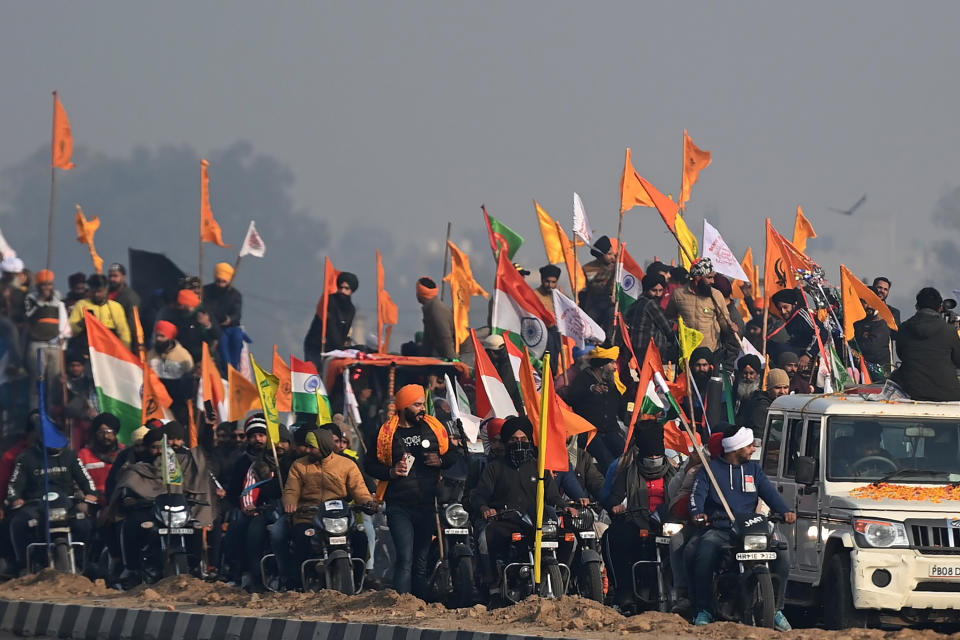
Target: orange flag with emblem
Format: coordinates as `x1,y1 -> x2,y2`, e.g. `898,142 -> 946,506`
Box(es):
75,205 -> 103,274
52,92 -> 75,170
228,365 -> 261,421
273,345 -> 292,412
792,205 -> 817,253
444,241 -> 488,352
620,148 -> 655,213
840,264 -> 898,338
200,159 -> 232,248
764,219 -> 815,301
377,250 -> 399,353
680,130 -> 711,207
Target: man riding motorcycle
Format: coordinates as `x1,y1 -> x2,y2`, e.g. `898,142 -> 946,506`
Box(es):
689,426 -> 796,629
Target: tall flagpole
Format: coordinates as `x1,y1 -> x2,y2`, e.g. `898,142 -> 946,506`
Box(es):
761,221 -> 770,367
46,91 -> 58,271
198,161 -> 205,302
571,216 -> 579,304
439,222 -> 452,302
611,212 -> 625,302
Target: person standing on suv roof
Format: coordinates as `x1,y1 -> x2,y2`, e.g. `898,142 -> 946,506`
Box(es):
889,287 -> 960,401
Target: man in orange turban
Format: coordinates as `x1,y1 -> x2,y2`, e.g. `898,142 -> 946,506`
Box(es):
175,288 -> 219,363
203,262 -> 245,369
25,268 -> 70,404
365,383 -> 459,596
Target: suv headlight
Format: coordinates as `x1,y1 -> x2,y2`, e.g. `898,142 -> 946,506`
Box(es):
323,517 -> 349,535
541,523 -> 557,538
743,534 -> 768,551
854,519 -> 909,548
444,504 -> 469,528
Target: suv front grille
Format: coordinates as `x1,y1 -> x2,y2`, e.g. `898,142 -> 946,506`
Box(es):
910,522 -> 960,555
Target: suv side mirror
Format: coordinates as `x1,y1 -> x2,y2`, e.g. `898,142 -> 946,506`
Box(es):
794,456 -> 817,485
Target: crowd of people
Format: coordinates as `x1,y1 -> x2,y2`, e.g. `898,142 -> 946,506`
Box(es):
0,230 -> 958,631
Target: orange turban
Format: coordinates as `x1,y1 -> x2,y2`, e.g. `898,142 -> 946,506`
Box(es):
214,262 -> 234,282
395,384 -> 425,411
155,320 -> 178,340
177,289 -> 201,307
416,277 -> 438,301
35,269 -> 55,284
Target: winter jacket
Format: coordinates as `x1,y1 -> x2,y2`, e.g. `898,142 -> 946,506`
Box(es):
420,297 -> 456,359
561,368 -> 624,436
666,285 -> 734,352
365,419 -> 459,507
69,299 -> 132,349
283,454 -> 374,524
7,446 -> 96,503
853,315 -> 892,366
735,389 -> 775,431
201,284 -> 242,328
470,456 -> 564,516
625,296 -> 677,364
891,308 -> 960,401
690,457 -> 789,525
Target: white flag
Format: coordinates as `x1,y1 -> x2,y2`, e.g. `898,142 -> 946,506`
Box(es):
238,220 -> 266,258
735,336 -> 763,369
572,192 -> 593,245
444,374 -> 480,442
0,229 -> 16,260
343,368 -> 362,424
553,289 -> 605,348
702,220 -> 748,282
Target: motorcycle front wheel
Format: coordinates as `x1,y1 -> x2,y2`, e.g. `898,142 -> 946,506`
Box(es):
450,557 -> 475,608
53,541 -> 72,573
328,556 -> 355,595
743,571 -> 776,628
539,564 -> 565,599
579,563 -> 605,603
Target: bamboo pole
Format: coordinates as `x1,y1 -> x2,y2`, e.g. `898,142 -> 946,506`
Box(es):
46,92 -> 58,271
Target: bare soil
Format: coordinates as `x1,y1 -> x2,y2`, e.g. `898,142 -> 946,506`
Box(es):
0,571 -> 957,640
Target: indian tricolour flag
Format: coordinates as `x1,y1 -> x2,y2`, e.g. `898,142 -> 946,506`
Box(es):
491,249 -> 554,358
291,355 -> 332,424
87,311 -> 171,444
616,246 -> 645,311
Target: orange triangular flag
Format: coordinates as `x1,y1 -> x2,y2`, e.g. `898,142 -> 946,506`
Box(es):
377,251 -> 399,353
732,246 -> 758,317
555,219 -> 586,297
680,130 -> 711,207
534,200 -> 565,264
620,148 -> 655,213
200,159 -> 232,248
764,219 -> 816,301
792,205 -> 817,253
633,168 -> 680,234
228,365 -> 262,421
75,205 -> 103,274
142,362 -> 174,425
273,345 -> 292,412
201,343 -> 226,421
319,256 -> 341,349
52,92 -> 75,170
840,264 -> 898,338
444,241 -> 488,353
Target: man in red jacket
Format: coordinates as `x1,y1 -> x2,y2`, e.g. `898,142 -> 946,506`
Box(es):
77,413 -> 124,502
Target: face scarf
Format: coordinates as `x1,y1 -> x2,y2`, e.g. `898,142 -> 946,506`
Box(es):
306,430 -> 336,462
507,440 -> 535,468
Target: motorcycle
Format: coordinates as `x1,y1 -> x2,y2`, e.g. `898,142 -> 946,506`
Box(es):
24,492 -> 90,574
559,503 -> 605,602
141,492 -> 197,580
426,486 -> 476,607
299,499 -> 367,594
707,513 -> 785,628
492,508 -> 569,603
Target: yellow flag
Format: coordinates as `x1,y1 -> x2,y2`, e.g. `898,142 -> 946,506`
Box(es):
250,354 -> 281,443
534,200 -> 565,264
792,205 -> 817,253
444,240 -> 489,350
675,212 -> 699,269
678,316 -> 704,365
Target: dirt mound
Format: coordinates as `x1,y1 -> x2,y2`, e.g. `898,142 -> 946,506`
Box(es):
0,569 -> 112,599
126,575 -> 252,607
483,596 -> 625,633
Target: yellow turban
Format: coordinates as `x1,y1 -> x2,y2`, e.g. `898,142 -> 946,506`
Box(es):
592,346 -> 620,361
214,262 -> 235,282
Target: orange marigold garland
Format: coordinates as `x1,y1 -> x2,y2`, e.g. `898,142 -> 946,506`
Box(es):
850,484 -> 960,503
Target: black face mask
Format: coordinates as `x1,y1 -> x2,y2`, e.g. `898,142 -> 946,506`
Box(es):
507,440 -> 535,467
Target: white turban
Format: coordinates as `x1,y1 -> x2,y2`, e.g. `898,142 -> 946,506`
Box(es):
722,427 -> 754,453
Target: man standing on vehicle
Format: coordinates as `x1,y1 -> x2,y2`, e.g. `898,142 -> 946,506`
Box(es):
689,426 -> 797,629
366,384 -> 459,596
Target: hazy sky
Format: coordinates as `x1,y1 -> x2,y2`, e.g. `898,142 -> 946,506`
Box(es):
3,2 -> 960,345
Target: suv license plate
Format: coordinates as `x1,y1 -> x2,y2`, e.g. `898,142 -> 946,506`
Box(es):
444,528 -> 469,535
736,552 -> 776,561
158,528 -> 194,535
929,565 -> 960,578
328,536 -> 347,545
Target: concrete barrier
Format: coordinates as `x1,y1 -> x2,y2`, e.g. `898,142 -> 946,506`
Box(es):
0,599 -> 558,640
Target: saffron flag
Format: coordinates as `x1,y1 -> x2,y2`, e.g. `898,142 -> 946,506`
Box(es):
764,218 -> 816,301
377,250 -> 399,353
702,220 -> 749,282
228,365 -> 261,421
201,343 -> 226,422
250,354 -> 281,443
319,256 -> 340,348
87,312 -> 172,444
200,159 -> 232,248
732,247 -> 759,316
615,246 -> 645,310
52,92 -> 75,170
840,264 -> 898,338
238,220 -> 266,258
537,355 -> 573,472
675,212 -> 699,268
492,250 -> 555,358
470,329 -> 516,419
555,219 -> 586,298
535,200 -> 565,264
273,345 -> 292,412
75,205 -> 103,274
792,206 -> 817,254
680,130 -> 711,208
553,289 -> 604,349
291,355 -> 332,424
444,241 -> 488,352
620,148 -> 655,213
634,168 -> 681,235
572,192 -> 593,245
483,205 -> 524,260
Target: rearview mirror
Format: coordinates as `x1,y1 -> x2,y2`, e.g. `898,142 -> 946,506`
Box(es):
794,456 -> 817,485
905,426 -> 935,438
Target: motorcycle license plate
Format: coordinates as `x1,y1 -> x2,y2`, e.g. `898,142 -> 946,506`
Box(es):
735,552 -> 776,561
328,536 -> 347,545
655,536 -> 671,544
580,531 -> 596,539
929,565 -> 960,578
541,541 -> 559,548
158,528 -> 194,535
444,528 -> 469,535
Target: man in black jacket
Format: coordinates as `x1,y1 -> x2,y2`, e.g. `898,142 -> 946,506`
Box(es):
625,273 -> 676,364
303,272 -> 357,367
561,346 -> 627,473
890,287 -> 960,401
202,263 -> 245,369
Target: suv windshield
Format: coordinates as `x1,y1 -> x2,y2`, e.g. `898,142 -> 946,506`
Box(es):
826,417 -> 960,483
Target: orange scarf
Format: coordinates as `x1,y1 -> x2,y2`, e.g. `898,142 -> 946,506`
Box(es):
375,414 -> 450,499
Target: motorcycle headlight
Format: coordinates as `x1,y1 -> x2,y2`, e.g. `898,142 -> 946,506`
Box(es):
444,504 -> 469,528
743,534 -> 769,551
166,511 -> 189,528
541,523 -> 557,538
662,522 -> 684,537
48,508 -> 68,521
854,519 -> 909,548
322,517 -> 349,535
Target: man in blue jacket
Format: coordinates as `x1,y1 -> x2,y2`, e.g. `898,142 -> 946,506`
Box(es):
689,426 -> 796,629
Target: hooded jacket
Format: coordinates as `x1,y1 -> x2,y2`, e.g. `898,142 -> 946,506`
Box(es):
7,445 -> 96,503
891,308 -> 960,401
283,453 -> 373,525
470,455 -> 564,516
690,456 -> 789,525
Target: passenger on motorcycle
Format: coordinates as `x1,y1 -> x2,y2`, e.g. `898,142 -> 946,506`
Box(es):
77,413 -> 123,502
601,420 -> 676,611
689,426 -> 796,629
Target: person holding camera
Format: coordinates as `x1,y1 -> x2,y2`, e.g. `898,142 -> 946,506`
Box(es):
889,287 -> 960,401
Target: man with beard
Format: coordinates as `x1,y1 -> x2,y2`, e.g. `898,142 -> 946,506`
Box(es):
202,263 -> 245,368
625,272 -> 677,364
890,287 -> 960,401
666,258 -> 737,354
416,277 -> 457,359
736,368 -> 791,430
871,277 -> 901,329
471,416 -> 565,593
207,422 -> 241,578
534,265 -> 561,317
283,430 -> 378,588
768,288 -> 823,362
853,298 -> 893,378
561,346 -> 628,473
579,236 -> 618,332
304,272 -> 358,365
366,384 -> 458,596
732,354 -> 763,411
602,420 -> 677,611
63,272 -> 88,314
146,321 -> 194,424
777,351 -> 813,394
78,413 -> 124,501
687,347 -> 724,441
173,289 -> 220,365
107,263 -> 140,348
24,269 -> 69,408
482,334 -> 522,411
68,274 -> 132,352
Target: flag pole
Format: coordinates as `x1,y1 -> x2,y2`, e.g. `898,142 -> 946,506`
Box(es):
198,162 -> 205,303
439,222 -> 452,302
46,91 -> 58,271
760,222 -> 770,366
611,212 -> 625,302
533,352 -> 551,589
571,217 -> 579,304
